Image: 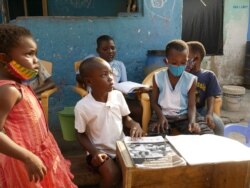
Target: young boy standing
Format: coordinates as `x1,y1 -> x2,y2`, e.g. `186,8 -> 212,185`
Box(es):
150,40 -> 213,135
74,57 -> 143,187
186,41 -> 224,136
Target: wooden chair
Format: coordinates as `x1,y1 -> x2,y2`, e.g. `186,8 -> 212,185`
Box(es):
40,60 -> 58,121
140,67 -> 222,133
140,67 -> 167,133
72,60 -> 88,97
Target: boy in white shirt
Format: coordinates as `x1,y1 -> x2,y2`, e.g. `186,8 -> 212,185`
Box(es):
74,57 -> 143,188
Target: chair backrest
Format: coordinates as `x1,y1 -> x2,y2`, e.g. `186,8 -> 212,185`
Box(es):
40,60 -> 52,74
74,60 -> 82,72
142,67 -> 168,86
38,59 -> 58,122
224,121 -> 250,147
73,60 -> 88,97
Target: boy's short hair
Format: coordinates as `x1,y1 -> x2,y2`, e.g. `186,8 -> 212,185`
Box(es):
0,24 -> 32,54
165,39 -> 188,57
79,57 -> 104,79
96,35 -> 114,48
187,41 -> 206,60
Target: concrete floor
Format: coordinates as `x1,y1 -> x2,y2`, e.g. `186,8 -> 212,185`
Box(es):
221,88 -> 250,124
220,88 -> 250,145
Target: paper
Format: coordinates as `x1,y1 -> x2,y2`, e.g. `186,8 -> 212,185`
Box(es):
123,136 -> 186,168
113,81 -> 149,94
124,136 -> 165,143
166,134 -> 250,165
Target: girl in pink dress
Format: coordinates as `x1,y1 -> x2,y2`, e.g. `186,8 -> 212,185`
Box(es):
0,24 -> 77,188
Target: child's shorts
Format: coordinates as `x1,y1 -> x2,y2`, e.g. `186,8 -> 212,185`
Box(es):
148,112 -> 214,135
86,154 -> 116,172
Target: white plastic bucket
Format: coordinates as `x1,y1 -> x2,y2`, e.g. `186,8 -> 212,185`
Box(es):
222,85 -> 246,112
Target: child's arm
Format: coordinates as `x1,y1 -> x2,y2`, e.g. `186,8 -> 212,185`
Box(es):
188,80 -> 200,133
122,116 -> 143,138
151,76 -> 168,133
77,132 -> 109,167
205,96 -> 216,129
0,85 -> 47,182
0,132 -> 47,182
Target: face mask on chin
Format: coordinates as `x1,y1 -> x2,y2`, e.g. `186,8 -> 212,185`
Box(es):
168,64 -> 186,77
7,60 -> 38,81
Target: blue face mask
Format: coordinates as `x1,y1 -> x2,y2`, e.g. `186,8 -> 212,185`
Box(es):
168,64 -> 186,77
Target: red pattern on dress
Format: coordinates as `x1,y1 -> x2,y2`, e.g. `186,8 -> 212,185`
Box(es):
0,80 -> 77,188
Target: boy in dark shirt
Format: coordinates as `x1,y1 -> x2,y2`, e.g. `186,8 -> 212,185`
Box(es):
186,41 -> 224,136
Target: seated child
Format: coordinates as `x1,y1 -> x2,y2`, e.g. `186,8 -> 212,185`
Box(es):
77,35 -> 127,83
74,57 -> 143,187
0,24 -> 76,188
24,60 -> 56,98
186,41 -> 224,136
96,35 -> 127,83
149,39 -> 213,135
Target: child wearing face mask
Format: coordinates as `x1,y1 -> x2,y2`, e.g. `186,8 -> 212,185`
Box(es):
23,59 -> 56,99
186,41 -> 224,136
0,24 -> 76,188
149,40 -> 213,136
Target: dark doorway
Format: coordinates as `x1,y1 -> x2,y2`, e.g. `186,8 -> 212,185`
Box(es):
7,0 -> 43,20
182,0 -> 224,55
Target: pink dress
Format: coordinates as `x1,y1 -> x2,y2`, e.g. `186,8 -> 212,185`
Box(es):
0,80 -> 77,188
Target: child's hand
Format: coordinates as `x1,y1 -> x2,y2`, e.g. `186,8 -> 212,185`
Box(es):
91,152 -> 109,167
205,114 -> 215,129
23,152 -> 47,182
188,122 -> 201,133
152,116 -> 169,134
130,122 -> 143,139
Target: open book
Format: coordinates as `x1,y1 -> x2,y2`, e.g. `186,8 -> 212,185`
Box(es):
166,134 -> 250,165
113,81 -> 150,94
123,136 -> 186,168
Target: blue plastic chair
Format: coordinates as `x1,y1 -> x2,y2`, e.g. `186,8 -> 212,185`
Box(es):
224,121 -> 250,147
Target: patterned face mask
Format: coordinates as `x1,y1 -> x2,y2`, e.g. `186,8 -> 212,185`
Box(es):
7,60 -> 38,81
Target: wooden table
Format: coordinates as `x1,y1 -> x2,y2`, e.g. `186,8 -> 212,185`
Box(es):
116,141 -> 250,188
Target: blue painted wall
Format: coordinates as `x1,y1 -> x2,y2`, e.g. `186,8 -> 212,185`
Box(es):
9,0 -> 182,129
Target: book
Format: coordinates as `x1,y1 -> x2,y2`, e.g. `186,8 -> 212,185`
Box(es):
166,134 -> 250,165
123,136 -> 186,168
113,81 -> 150,94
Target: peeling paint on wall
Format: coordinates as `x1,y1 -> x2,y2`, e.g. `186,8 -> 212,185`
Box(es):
205,0 -> 249,86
